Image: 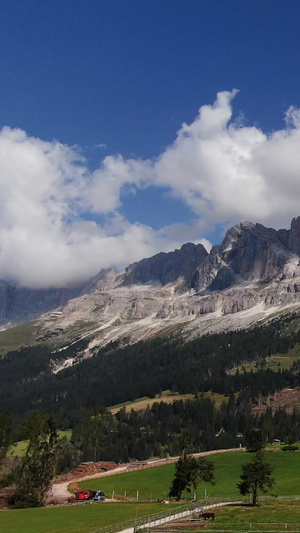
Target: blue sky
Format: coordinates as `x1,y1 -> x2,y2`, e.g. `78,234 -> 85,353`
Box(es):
1,1 -> 300,287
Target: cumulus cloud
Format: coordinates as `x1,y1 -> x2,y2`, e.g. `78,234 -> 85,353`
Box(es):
0,128 -> 198,287
2,90 -> 300,288
153,90 -> 300,229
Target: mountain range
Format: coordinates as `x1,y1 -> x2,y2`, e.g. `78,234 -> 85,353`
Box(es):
3,217 -> 300,363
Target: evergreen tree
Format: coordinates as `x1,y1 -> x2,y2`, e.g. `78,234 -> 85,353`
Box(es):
190,456 -> 215,495
237,451 -> 274,506
168,455 -> 194,500
247,428 -> 265,452
169,430 -> 215,501
12,416 -> 61,507
0,411 -> 13,465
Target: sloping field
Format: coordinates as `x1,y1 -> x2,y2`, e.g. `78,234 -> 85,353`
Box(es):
3,450 -> 300,533
0,321 -> 38,357
79,451 -> 300,500
109,390 -> 228,414
109,391 -> 195,414
9,430 -> 72,457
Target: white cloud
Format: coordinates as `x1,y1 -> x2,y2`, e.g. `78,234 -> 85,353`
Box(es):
2,90 -> 300,288
152,91 -> 300,230
0,128 -> 195,287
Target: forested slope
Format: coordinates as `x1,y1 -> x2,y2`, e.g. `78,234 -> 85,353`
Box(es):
1,315 -> 300,424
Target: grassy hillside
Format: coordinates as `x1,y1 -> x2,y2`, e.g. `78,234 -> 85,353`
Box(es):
109,390 -> 195,413
109,390 -> 229,413
9,430 -> 72,457
0,321 -> 38,357
3,451 -> 300,533
80,451 -> 300,500
227,342 -> 300,375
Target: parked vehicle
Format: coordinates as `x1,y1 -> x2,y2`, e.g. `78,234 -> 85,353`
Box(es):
93,490 -> 105,502
69,483 -> 96,502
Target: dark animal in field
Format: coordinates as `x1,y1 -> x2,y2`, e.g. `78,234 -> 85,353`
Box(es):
201,512 -> 215,520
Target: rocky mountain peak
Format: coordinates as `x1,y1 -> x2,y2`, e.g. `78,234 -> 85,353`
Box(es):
193,219 -> 295,292
287,217 -> 300,255
121,242 -> 208,287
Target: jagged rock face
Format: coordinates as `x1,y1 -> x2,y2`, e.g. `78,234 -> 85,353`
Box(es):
286,217 -> 300,255
83,267 -> 118,293
121,242 -> 208,286
193,221 -> 294,292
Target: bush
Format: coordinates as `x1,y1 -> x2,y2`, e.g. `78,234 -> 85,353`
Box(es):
282,445 -> 299,451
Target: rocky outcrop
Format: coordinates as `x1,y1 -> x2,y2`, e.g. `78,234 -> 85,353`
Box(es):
121,242 -> 208,287
192,221 -> 296,292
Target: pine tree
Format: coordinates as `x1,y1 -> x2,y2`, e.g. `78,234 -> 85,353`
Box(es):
13,416 -> 61,507
247,428 -> 265,452
0,411 -> 13,466
237,451 -> 274,506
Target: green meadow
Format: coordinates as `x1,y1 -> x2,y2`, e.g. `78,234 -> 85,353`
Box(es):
204,501 -> 300,531
3,450 -> 300,533
9,430 -> 72,457
0,502 -> 173,533
80,451 -> 300,500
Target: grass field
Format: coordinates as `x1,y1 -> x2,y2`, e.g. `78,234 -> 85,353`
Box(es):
109,390 -> 195,414
227,343 -> 300,375
0,502 -> 175,533
9,430 -> 72,457
4,450 -> 300,533
203,501 -> 300,531
0,321 -> 38,357
109,390 -> 229,414
80,451 -> 300,501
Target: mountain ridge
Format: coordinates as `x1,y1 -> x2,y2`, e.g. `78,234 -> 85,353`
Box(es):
3,217 -> 300,361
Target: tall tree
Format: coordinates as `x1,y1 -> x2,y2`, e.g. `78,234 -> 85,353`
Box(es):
246,428 -> 265,452
190,456 -> 215,495
0,411 -> 13,466
237,451 -> 274,506
169,455 -> 215,500
13,415 -> 61,507
169,455 -> 194,500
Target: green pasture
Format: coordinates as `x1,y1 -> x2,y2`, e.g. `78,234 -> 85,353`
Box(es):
0,321 -> 37,357
109,392 -> 196,414
9,429 -> 72,457
0,502 -> 173,533
205,501 -> 300,530
80,451 -> 300,500
228,343 -> 300,375
3,451 -> 300,533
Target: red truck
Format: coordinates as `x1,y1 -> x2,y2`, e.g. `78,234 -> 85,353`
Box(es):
69,483 -> 95,502
69,484 -> 105,503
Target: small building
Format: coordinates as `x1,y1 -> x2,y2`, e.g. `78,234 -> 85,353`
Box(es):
272,438 -> 281,445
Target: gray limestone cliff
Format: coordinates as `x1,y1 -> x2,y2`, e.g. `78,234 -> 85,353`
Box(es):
192,220 -> 298,292
120,242 -> 208,286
